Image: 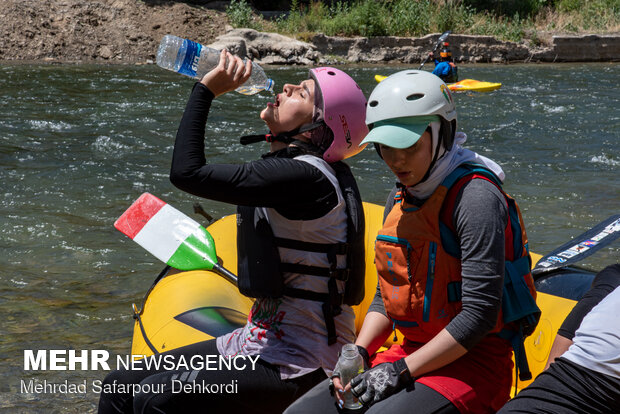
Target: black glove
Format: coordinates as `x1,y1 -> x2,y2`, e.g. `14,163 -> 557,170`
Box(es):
350,358 -> 414,408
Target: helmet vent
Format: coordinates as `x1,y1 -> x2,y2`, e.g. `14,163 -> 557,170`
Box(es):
327,71 -> 336,76
406,93 -> 425,101
369,100 -> 379,107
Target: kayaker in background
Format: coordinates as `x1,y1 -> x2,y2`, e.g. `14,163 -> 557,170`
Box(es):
98,50 -> 369,413
430,42 -> 458,83
498,263 -> 620,414
285,70 -> 537,414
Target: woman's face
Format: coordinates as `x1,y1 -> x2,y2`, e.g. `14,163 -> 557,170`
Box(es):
380,131 -> 432,187
261,79 -> 315,135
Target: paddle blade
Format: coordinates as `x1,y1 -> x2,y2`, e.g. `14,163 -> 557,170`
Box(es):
532,214 -> 620,275
375,74 -> 387,83
437,30 -> 451,47
115,193 -> 218,271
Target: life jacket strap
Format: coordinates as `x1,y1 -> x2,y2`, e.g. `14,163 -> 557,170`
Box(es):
284,279 -> 343,345
274,237 -> 349,255
239,122 -> 326,146
498,325 -> 532,382
280,263 -> 350,281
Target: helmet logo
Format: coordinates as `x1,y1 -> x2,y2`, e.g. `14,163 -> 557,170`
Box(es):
440,84 -> 453,104
339,115 -> 352,148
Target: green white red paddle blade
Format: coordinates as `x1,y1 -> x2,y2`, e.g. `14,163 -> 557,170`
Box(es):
114,193 -> 217,271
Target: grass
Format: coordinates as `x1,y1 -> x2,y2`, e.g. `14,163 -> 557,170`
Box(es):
226,0 -> 620,43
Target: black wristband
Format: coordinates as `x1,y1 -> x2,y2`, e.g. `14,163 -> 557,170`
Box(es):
356,345 -> 371,368
393,358 -> 414,384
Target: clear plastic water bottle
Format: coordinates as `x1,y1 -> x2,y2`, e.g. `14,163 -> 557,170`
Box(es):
156,34 -> 274,96
337,344 -> 364,410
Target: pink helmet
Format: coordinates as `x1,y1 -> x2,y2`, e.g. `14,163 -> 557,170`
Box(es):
309,67 -> 369,162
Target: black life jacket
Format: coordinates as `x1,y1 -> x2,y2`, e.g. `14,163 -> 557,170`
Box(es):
237,152 -> 365,345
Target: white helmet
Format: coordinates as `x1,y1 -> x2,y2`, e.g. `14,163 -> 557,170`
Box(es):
362,70 -> 457,149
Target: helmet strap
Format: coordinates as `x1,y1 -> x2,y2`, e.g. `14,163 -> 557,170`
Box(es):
417,130 -> 443,184
413,120 -> 455,186
240,121 -> 325,146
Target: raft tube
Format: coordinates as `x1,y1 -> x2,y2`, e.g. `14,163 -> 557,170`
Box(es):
130,202 -> 594,393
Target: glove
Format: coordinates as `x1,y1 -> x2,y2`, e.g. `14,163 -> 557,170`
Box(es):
350,358 -> 414,408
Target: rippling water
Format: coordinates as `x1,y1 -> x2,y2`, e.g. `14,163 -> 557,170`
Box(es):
0,63 -> 618,412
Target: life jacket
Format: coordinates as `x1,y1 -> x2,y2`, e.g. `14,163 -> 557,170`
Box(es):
447,62 -> 458,83
376,163 -> 539,380
237,154 -> 365,345
432,61 -> 458,83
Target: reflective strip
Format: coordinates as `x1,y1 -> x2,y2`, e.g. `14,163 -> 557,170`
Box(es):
403,206 -> 419,212
423,242 -> 437,322
392,318 -> 419,328
376,235 -> 412,249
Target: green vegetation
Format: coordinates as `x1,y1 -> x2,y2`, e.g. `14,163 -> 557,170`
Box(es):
226,0 -> 620,43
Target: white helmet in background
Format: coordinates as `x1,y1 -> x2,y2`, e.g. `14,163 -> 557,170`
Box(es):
362,70 -> 457,150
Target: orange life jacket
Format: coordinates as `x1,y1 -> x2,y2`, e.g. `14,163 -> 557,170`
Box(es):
375,164 -> 539,378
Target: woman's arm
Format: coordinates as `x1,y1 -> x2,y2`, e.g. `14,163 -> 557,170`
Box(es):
545,264 -> 620,369
403,328 -> 467,376
404,179 -> 508,377
355,311 -> 393,356
444,179 -> 507,349
169,53 -> 336,216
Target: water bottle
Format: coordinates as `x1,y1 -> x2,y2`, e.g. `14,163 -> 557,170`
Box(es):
156,34 -> 274,96
337,344 -> 364,410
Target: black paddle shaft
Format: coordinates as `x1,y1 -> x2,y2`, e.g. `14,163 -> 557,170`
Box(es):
213,263 -> 238,286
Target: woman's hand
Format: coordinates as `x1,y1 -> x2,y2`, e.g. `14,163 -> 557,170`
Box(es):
200,49 -> 252,97
351,358 -> 414,408
330,376 -> 346,409
330,345 -> 370,409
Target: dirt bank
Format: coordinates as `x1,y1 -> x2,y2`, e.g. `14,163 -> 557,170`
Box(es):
0,0 -> 228,63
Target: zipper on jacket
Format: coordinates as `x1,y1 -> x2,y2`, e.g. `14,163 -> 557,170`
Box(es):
423,242 -> 437,322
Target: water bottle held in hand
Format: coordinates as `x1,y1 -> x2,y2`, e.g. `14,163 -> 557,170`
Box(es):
338,344 -> 364,410
156,34 -> 274,95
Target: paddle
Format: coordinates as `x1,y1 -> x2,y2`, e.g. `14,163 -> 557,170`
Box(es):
419,30 -> 451,70
114,192 -> 238,285
532,214 -> 620,276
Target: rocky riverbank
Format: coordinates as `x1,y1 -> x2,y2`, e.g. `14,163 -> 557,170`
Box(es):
1,0 -> 618,65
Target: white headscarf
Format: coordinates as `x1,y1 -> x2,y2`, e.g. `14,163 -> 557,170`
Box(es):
406,122 -> 505,200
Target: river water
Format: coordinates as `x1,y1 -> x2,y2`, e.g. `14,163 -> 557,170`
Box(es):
0,63 -> 618,412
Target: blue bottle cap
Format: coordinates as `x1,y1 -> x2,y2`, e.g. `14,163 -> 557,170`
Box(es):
265,79 -> 275,93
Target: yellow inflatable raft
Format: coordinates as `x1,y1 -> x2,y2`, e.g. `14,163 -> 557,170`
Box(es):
130,202 -> 592,393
